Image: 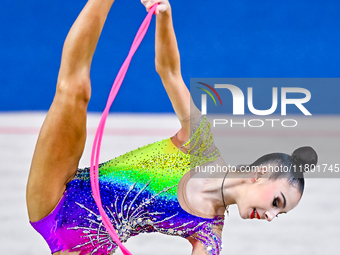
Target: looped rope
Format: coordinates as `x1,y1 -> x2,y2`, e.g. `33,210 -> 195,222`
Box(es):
90,4 -> 158,255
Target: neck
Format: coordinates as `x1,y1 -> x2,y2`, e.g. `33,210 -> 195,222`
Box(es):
184,157 -> 253,217
199,170 -> 251,214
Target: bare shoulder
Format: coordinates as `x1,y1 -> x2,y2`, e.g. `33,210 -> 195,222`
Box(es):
170,98 -> 203,150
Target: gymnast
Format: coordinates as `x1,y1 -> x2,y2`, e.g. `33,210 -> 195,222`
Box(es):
26,0 -> 318,254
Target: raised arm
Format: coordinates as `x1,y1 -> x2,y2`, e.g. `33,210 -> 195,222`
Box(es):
142,0 -> 198,147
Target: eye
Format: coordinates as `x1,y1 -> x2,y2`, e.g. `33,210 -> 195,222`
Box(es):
273,197 -> 280,207
276,214 -> 279,218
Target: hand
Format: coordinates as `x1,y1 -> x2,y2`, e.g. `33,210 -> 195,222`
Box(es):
141,0 -> 169,15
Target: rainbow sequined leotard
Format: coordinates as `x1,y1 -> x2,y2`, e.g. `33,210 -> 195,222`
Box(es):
30,116 -> 224,255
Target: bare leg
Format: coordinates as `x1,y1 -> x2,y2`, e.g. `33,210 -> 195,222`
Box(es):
27,0 -> 115,222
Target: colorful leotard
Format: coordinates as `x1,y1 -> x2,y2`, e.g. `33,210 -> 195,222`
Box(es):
30,116 -> 224,255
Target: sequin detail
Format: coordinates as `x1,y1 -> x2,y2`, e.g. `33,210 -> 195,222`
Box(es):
182,115 -> 220,168
49,116 -> 224,255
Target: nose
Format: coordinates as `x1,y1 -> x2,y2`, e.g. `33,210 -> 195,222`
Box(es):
265,212 -> 276,222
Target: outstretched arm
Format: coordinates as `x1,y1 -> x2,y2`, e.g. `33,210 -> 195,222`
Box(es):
142,0 -> 198,148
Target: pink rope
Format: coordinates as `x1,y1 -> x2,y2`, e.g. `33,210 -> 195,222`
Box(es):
90,4 -> 158,255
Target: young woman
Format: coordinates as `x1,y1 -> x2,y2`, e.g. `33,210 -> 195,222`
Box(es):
26,1 -> 317,255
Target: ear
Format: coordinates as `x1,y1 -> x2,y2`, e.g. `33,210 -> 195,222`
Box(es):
251,166 -> 268,183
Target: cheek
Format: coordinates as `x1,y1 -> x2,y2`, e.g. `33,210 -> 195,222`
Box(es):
260,186 -> 276,203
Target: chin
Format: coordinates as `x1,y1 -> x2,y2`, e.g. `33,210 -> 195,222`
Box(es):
238,210 -> 248,219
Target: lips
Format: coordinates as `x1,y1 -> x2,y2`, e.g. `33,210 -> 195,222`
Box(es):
250,208 -> 261,219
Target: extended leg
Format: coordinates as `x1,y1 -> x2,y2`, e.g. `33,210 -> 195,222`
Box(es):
27,0 -> 115,222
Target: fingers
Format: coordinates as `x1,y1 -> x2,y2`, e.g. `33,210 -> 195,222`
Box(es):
140,0 -> 169,14
140,0 -> 153,12
142,0 -> 157,12
156,2 -> 168,13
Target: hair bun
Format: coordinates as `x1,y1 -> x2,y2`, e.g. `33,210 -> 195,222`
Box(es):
292,146 -> 318,172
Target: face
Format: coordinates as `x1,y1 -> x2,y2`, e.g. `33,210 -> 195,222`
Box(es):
237,178 -> 301,221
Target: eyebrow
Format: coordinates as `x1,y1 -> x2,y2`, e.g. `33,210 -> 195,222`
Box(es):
280,192 -> 287,208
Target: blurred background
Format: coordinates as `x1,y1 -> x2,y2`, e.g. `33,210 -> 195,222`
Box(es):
0,0 -> 339,254
1,0 -> 340,112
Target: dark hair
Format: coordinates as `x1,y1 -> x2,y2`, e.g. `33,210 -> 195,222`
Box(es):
249,146 -> 318,195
